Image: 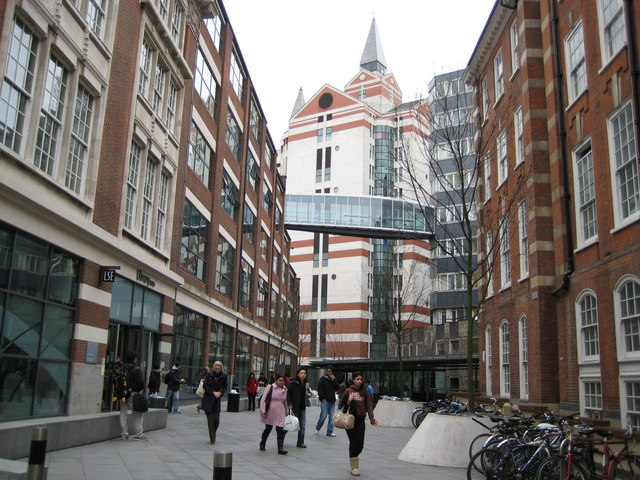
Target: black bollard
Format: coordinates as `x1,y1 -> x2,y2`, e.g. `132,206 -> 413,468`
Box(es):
27,427 -> 47,480
213,451 -> 232,480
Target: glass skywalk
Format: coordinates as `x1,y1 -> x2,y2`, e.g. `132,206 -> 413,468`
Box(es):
284,194 -> 434,239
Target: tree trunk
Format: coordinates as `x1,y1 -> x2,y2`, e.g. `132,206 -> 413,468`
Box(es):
466,272 -> 475,412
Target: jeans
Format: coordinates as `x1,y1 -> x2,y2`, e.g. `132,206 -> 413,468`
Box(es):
293,409 -> 306,445
166,389 -> 180,412
315,400 -> 335,435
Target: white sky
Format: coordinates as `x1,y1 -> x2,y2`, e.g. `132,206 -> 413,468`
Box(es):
223,0 -> 497,145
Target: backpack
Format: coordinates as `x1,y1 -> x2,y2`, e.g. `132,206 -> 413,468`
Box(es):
164,370 -> 172,385
112,361 -> 128,401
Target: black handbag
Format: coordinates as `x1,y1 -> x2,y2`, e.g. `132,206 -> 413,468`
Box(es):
132,392 -> 149,412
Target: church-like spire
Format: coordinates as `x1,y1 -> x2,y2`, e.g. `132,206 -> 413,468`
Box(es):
359,18 -> 387,76
290,87 -> 305,119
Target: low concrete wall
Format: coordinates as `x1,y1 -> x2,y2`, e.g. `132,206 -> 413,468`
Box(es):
398,414 -> 487,468
0,408 -> 167,460
374,399 -> 423,428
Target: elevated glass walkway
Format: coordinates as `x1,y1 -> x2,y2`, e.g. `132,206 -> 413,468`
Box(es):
284,194 -> 434,239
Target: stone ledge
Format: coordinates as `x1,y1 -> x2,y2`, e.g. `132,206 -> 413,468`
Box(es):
0,409 -> 167,460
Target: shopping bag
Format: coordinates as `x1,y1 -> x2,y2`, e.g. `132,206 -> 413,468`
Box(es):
284,410 -> 300,432
196,379 -> 205,398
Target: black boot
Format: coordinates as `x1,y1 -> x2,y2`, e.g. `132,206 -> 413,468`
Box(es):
259,428 -> 269,451
277,428 -> 288,455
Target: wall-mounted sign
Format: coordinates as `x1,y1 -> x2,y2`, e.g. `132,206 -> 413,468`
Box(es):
86,341 -> 98,364
99,265 -> 120,283
136,269 -> 156,288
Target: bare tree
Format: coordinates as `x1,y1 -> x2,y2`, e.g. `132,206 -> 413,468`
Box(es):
396,73 -> 528,409
270,297 -> 299,374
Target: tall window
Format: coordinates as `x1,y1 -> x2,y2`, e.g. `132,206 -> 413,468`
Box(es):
215,236 -> 235,297
497,130 -> 508,185
514,106 -> 524,165
65,86 -> 94,194
239,261 -> 253,310
481,77 -> 489,123
242,204 -> 256,242
194,49 -> 218,117
204,15 -> 222,52
155,173 -> 169,249
519,316 -> 528,399
170,1 -> 183,43
500,215 -> 511,288
152,61 -> 166,117
256,277 -> 267,319
518,200 -> 529,278
510,21 -> 520,73
0,17 -> 38,153
140,156 -> 157,241
584,381 -> 603,417
626,382 -> 640,430
609,102 -> 639,224
485,326 -> 493,395
493,49 -> 504,100
250,98 -> 261,140
180,200 -> 209,280
618,278 -> 640,356
124,142 -> 141,229
221,171 -> 239,219
574,143 -> 597,244
500,320 -> 510,396
486,231 -> 494,297
166,81 -> 178,134
246,150 -> 259,190
86,0 -> 107,38
262,185 -> 272,214
138,40 -> 152,97
598,0 -> 625,63
230,51 -> 244,99
35,57 -> 68,176
226,109 -> 241,159
578,292 -> 599,360
484,153 -> 491,202
565,21 -> 586,102
188,122 -> 212,187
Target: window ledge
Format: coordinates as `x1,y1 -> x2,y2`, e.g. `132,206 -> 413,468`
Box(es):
122,228 -> 170,261
565,89 -> 588,112
509,67 -> 520,82
499,283 -> 512,293
574,236 -> 599,254
598,46 -> 627,76
610,215 -> 640,235
518,275 -> 529,284
493,94 -> 504,109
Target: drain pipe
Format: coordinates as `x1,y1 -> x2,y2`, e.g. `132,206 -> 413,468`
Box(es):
549,0 -> 575,297
623,0 -> 640,178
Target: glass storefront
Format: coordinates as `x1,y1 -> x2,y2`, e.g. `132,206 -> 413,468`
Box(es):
172,305 -> 205,395
209,320 -> 232,375
0,224 -> 78,420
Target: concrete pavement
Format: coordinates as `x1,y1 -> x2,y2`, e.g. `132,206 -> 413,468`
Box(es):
36,403 -> 469,479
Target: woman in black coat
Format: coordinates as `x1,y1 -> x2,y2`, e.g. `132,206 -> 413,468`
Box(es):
202,361 -> 227,444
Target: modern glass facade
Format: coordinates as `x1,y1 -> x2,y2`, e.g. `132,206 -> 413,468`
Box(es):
0,223 -> 78,419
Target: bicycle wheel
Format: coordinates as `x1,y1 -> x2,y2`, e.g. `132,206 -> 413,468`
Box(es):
610,456 -> 640,480
415,410 -> 428,428
469,433 -> 492,459
411,408 -> 422,428
468,447 -> 511,479
535,456 -> 590,480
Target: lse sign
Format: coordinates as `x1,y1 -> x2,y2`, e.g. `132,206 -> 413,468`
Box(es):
100,266 -> 120,283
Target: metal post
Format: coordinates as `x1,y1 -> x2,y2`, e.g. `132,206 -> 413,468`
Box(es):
27,427 -> 47,480
213,451 -> 232,480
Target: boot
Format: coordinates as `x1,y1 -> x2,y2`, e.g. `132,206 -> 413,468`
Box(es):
276,429 -> 288,455
350,457 -> 360,476
259,429 -> 269,451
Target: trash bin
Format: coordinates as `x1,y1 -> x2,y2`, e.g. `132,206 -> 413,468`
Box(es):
148,396 -> 166,409
227,392 -> 240,412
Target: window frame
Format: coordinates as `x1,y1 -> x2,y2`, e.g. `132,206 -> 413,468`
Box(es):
615,275 -> 640,362
514,106 -> 524,166
509,20 -> 520,75
518,200 -> 529,279
576,290 -> 600,364
572,140 -> 598,246
565,19 -> 587,103
499,319 -> 510,397
597,0 -> 626,67
493,48 -> 504,102
215,235 -> 235,298
519,315 -> 528,399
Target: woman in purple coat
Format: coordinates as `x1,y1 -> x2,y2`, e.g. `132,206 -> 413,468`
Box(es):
259,373 -> 289,454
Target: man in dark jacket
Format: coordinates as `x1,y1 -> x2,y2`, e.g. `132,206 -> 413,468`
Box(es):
165,362 -> 186,413
287,367 -> 310,448
119,351 -> 147,441
314,366 -> 339,437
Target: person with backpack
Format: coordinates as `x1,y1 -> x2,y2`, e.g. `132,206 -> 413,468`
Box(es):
165,362 -> 186,413
117,351 -> 147,441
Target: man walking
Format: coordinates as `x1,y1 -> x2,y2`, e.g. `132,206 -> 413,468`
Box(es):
119,351 -> 147,441
165,362 -> 186,413
314,366 -> 339,437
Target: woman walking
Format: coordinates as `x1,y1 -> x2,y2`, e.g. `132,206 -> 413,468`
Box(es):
341,372 -> 377,476
202,361 -> 227,445
246,372 -> 259,411
258,373 -> 289,455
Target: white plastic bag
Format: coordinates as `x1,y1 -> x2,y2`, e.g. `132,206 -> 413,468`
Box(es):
196,379 -> 205,398
284,410 -> 300,432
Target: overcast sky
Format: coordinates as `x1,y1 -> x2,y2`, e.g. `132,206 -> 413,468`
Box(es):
223,0 -> 496,144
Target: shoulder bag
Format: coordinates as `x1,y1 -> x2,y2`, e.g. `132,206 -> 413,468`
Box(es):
132,392 -> 149,412
196,378 -> 205,397
332,400 -> 354,430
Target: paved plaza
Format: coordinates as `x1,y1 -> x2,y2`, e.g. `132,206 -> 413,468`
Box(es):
38,403 -> 469,479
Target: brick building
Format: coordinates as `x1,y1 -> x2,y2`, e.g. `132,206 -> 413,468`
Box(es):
466,0 -> 640,426
0,0 -> 298,420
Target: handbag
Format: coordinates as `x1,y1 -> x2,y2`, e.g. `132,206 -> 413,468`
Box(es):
196,379 -> 205,397
284,409 -> 300,432
132,392 -> 149,412
332,402 -> 354,430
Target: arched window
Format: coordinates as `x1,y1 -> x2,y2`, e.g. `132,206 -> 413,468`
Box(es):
616,276 -> 640,429
500,320 -> 510,397
576,291 -> 599,362
618,278 -> 640,357
485,326 -> 493,395
519,315 -> 528,399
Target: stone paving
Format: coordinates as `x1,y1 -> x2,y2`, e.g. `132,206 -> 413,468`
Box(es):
38,403 -> 470,479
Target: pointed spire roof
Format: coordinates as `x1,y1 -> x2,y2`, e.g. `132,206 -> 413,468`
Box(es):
290,87 -> 305,119
360,18 -> 387,75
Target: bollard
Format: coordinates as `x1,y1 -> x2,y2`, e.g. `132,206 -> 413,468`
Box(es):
27,427 -> 47,480
213,451 -> 232,480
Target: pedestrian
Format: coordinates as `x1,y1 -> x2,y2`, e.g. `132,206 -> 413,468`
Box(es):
147,363 -> 161,396
196,366 -> 210,413
287,367 -> 310,448
341,372 -> 377,476
258,372 -> 268,387
202,361 -> 227,445
165,362 -> 186,413
246,372 -> 259,411
365,380 -> 374,401
314,366 -> 339,437
119,351 -> 147,441
258,373 -> 289,455
269,372 -> 277,385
